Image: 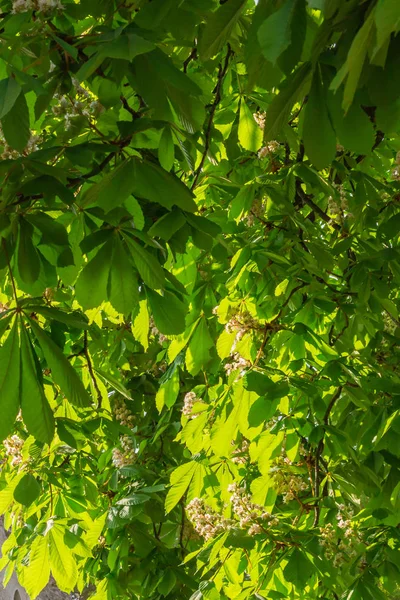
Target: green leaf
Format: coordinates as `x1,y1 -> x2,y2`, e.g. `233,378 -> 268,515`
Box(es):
147,289 -> 186,335
257,0 -> 296,65
330,97 -> 375,155
158,127 -> 175,172
374,0 -> 400,54
283,548 -> 313,587
0,319 -> 20,442
131,299 -> 149,350
185,318 -> 214,375
31,306 -> 89,329
264,63 -> 311,140
148,210 -> 186,241
81,159 -> 135,210
0,77 -> 21,119
13,473 -> 41,506
23,534 -> 51,599
25,212 -> 69,246
158,570 -> 177,597
17,218 -> 40,285
20,323 -> 55,444
124,235 -> 165,290
95,369 -> 133,400
303,66 -> 336,169
165,461 -> 197,513
108,237 -> 139,315
49,526 -> 78,592
238,101 -> 263,152
28,318 -> 91,408
132,158 -> 197,212
198,0 -> 247,61
75,239 -> 114,310
156,368 -> 180,412
330,11 -> 375,112
1,91 -> 30,151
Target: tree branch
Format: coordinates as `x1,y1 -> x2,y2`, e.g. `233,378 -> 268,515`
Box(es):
191,45 -> 233,189
313,386 -> 342,527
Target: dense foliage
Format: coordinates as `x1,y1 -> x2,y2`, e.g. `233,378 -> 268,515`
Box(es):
0,0 -> 399,598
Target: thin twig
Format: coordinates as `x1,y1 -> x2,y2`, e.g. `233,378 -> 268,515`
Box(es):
191,45 -> 233,189
313,386 -> 342,527
84,330 -> 102,408
183,47 -> 197,73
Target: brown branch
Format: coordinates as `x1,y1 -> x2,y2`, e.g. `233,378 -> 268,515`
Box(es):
191,45 -> 233,189
84,330 -> 102,408
313,386 -> 342,527
295,179 -> 341,231
183,47 -> 197,73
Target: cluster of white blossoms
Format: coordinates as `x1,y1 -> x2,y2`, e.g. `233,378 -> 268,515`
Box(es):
328,184 -> 351,218
185,498 -> 234,540
113,398 -> 135,429
12,0 -> 63,13
225,311 -> 260,352
320,507 -> 364,568
149,317 -> 167,344
3,435 -> 24,466
182,391 -> 206,419
231,439 -> 250,464
52,78 -> 103,130
246,197 -> 266,226
224,353 -> 251,377
186,484 -> 279,540
391,151 -> 400,180
228,483 -> 279,536
270,455 -> 308,503
258,141 -> 280,159
0,125 -> 41,160
383,312 -> 397,335
112,434 -> 136,468
253,111 -> 266,130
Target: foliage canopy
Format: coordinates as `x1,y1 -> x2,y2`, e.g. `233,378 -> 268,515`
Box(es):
0,0 -> 399,599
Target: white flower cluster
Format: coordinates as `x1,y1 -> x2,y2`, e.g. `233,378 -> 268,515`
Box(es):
270,456 -> 308,503
258,141 -> 280,159
186,497 -> 234,540
224,353 -> 251,377
246,197 -> 266,226
112,434 -> 136,468
228,483 -> 279,536
328,184 -> 350,218
52,79 -> 103,130
182,391 -> 205,419
231,439 -> 250,464
391,151 -> 400,180
383,312 -> 397,335
149,317 -> 167,344
253,111 -> 266,130
320,507 -> 363,568
3,435 -> 24,466
186,484 -> 279,541
12,0 -> 63,13
0,125 -> 41,160
225,311 -> 260,353
113,398 -> 135,429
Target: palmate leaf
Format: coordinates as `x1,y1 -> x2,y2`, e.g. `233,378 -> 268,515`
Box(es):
22,534 -> 51,599
19,322 -> 55,444
49,526 -> 78,592
0,77 -> 21,118
198,0 -> 247,61
13,473 -> 41,506
75,239 -> 114,310
28,318 -> 91,408
123,234 -> 165,290
1,90 -> 30,151
165,461 -> 198,513
0,318 -> 20,441
108,236 -> 139,315
147,289 -> 186,335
